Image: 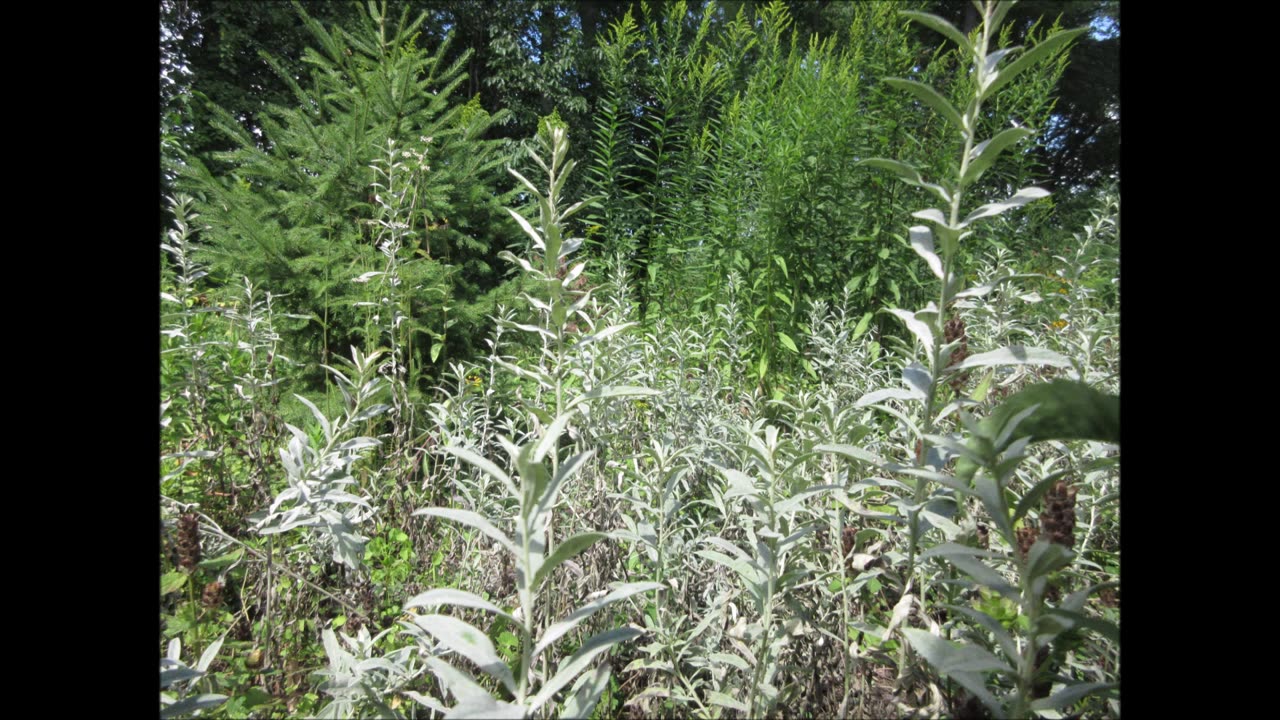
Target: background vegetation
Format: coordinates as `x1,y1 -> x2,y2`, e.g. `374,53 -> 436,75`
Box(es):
161,2 -> 1119,717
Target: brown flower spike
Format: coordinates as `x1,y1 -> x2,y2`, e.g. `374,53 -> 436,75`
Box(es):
176,513 -> 202,572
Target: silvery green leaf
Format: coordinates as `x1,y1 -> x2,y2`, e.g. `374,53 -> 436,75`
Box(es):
335,437 -> 380,452
908,226 -> 945,279
1026,539 -> 1074,579
413,507 -> 516,556
963,127 -> 1036,186
567,385 -> 660,409
505,207 -> 544,250
884,78 -> 966,135
560,662 -> 612,720
709,652 -> 752,671
160,292 -> 181,304
708,691 -> 750,713
352,271 -> 385,283
886,308 -> 934,354
855,387 -> 923,406
903,362 -> 932,397
949,345 -> 1072,371
697,550 -> 765,589
717,466 -> 758,500
903,628 -> 1012,673
581,322 -> 637,345
440,445 -> 517,497
404,690 -> 449,715
986,27 -> 1088,97
506,168 -> 543,201
944,605 -> 1020,660
160,694 -> 228,718
405,588 -> 517,624
533,450 -> 595,526
857,158 -> 952,203
196,635 -> 225,673
899,11 -> 973,54
294,394 -> 333,444
534,583 -> 661,660
531,626 -> 643,713
411,614 -> 516,695
920,509 -> 962,540
962,187 -> 1050,226
814,443 -> 885,467
447,696 -> 525,719
883,593 -> 915,640
1030,682 -> 1119,712
160,667 -> 203,689
531,532 -> 607,593
534,411 -> 578,464
423,657 -> 494,706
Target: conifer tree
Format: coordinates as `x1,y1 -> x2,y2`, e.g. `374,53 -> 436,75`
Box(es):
182,1 -> 516,385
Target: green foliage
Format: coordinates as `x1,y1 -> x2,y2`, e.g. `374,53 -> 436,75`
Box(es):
161,3 -> 1117,716
181,1 -> 516,390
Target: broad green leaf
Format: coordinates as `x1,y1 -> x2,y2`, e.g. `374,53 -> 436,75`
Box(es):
412,508 -> 516,556
412,614 -> 516,695
899,11 -> 974,55
885,78 -> 967,136
852,311 -> 873,339
534,582 -> 662,660
531,532 -> 607,593
964,127 -> 1036,186
902,628 -> 1012,674
982,380 -> 1120,450
986,27 -> 1088,97
777,332 -> 799,354
161,571 -> 188,595
405,588 -> 517,624
531,626 -> 643,713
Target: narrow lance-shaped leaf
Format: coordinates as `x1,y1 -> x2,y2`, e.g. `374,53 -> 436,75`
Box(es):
412,507 -> 517,556
885,78 -> 967,137
530,531 -> 607,593
533,582 -> 662,661
963,127 -> 1035,187
411,614 -> 516,695
530,626 -> 643,713
985,27 -> 1089,97
899,11 -> 974,55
